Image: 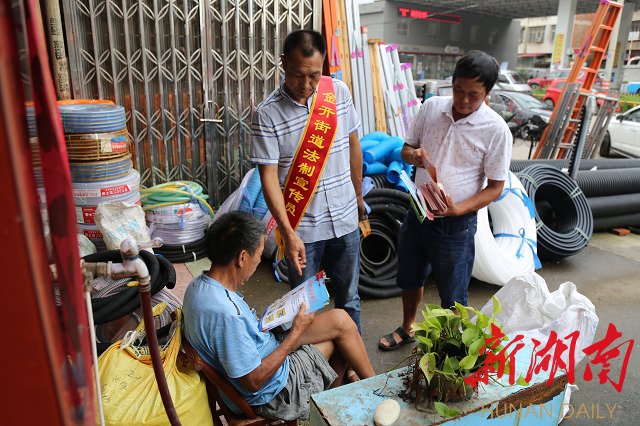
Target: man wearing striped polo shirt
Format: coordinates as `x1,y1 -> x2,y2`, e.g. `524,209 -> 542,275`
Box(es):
251,30 -> 365,341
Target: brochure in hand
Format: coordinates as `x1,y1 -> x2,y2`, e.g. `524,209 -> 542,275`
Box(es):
259,271 -> 329,332
398,170 -> 449,223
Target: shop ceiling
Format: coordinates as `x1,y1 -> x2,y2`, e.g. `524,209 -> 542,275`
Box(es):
406,1 -> 639,20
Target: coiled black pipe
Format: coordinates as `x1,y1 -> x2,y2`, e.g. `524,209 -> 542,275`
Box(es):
83,250 -> 176,324
518,164 -> 593,260
588,193 -> 640,217
367,173 -> 395,189
510,158 -> 640,173
154,235 -> 207,263
269,188 -> 409,299
358,188 -> 410,298
594,213 -> 640,232
575,168 -> 640,197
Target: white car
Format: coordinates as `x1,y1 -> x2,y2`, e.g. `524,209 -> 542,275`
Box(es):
601,105 -> 640,157
496,70 -> 532,94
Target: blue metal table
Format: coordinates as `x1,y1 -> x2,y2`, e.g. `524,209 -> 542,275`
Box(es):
310,344 -> 568,425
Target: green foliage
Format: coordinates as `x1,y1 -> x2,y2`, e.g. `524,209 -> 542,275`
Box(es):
618,93 -> 640,113
409,296 -> 526,419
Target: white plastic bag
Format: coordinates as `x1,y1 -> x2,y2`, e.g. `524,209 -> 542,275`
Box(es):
94,202 -> 153,251
480,272 -> 599,421
480,272 -> 599,367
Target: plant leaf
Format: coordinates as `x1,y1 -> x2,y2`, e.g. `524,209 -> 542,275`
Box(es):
461,327 -> 479,345
429,308 -> 452,318
419,352 -> 436,384
459,355 -> 478,370
516,376 -> 529,386
426,317 -> 442,330
492,295 -> 502,316
447,408 -> 461,417
449,357 -> 460,371
434,402 -> 460,418
415,335 -> 433,352
454,302 -> 469,319
476,313 -> 489,329
469,337 -> 485,356
447,337 -> 461,348
412,322 -> 432,332
442,356 -> 456,375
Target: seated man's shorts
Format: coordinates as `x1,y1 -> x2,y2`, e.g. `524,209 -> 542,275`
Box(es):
253,344 -> 337,421
396,209 -> 477,308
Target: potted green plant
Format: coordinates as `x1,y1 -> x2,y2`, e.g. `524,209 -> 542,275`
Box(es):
399,296 -> 527,418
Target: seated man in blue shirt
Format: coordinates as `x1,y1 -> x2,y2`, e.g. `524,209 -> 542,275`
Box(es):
182,211 -> 375,421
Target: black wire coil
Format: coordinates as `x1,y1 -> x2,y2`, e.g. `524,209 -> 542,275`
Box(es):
517,164 -> 593,260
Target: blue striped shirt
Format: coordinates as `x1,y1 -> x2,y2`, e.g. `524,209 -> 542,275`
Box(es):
250,78 -> 361,243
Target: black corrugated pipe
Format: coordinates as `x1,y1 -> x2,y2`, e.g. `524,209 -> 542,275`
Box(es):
588,193 -> 640,217
594,213 -> 640,232
575,168 -> 640,197
518,164 -> 593,260
270,188 -> 410,299
358,188 -> 410,298
367,173 -> 395,189
510,158 -> 640,173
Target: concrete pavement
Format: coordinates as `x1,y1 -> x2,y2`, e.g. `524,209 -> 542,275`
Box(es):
172,138 -> 640,424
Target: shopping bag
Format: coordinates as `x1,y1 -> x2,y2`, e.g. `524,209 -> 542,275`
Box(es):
96,303 -> 212,425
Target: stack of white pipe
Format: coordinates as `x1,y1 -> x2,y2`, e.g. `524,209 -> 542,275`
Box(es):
472,171 -> 539,286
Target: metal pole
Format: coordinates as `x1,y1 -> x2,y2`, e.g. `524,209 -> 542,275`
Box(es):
42,0 -> 71,99
569,96 -> 596,179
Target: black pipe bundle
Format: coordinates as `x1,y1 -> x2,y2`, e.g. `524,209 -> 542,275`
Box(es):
367,173 -> 395,189
83,250 -> 176,324
594,213 -> 640,232
154,235 -> 207,263
268,188 -> 409,299
358,188 -> 409,298
518,164 -> 593,260
510,158 -> 640,173
588,193 -> 640,218
575,168 -> 640,198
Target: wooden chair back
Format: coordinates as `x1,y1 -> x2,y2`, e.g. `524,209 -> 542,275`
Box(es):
182,337 -> 297,426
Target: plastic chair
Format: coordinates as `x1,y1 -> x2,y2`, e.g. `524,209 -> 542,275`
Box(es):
182,338 -> 298,426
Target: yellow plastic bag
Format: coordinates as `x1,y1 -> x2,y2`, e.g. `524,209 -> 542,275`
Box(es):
96,303 -> 212,425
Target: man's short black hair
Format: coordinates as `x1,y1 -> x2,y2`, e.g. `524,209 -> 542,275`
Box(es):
452,51 -> 500,93
283,30 -> 326,61
206,211 -> 267,266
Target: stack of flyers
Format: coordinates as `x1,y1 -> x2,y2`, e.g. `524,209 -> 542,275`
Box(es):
398,170 -> 450,223
418,181 -> 448,213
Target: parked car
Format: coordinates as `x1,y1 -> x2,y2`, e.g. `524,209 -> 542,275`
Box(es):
413,79 -> 453,101
491,90 -> 553,139
542,78 -> 607,108
496,69 -> 532,94
600,105 -> 640,158
528,69 -> 604,90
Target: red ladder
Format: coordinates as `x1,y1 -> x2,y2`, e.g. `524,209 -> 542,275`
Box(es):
534,1 -> 623,159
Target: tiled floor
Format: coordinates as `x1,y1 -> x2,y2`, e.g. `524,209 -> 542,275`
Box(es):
170,258 -> 211,301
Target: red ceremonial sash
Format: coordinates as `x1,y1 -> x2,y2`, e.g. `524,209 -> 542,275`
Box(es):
274,76 -> 338,259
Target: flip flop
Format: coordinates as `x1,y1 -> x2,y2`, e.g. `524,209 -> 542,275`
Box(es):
378,327 -> 414,351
